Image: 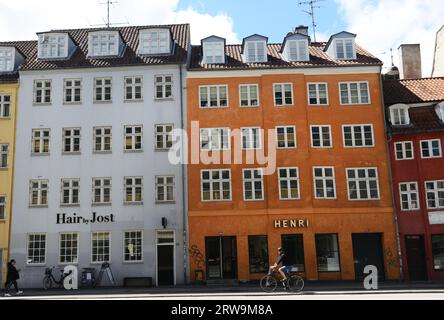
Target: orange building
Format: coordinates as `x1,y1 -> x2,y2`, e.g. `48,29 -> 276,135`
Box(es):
187,29 -> 400,283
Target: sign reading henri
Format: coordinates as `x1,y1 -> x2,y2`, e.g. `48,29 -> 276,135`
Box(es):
274,219 -> 309,229
57,212 -> 115,225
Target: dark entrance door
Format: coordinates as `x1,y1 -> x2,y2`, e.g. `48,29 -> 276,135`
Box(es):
157,245 -> 174,286
352,233 -> 385,281
205,236 -> 238,280
405,235 -> 427,281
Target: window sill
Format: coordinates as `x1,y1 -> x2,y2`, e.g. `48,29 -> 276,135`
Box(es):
32,103 -> 52,107
93,101 -> 113,104
240,105 -> 260,108
92,203 -> 112,207
0,219 -> 6,223
31,153 -> 50,157
340,103 -> 371,106
124,99 -> 144,103
0,167 -> 9,171
274,105 -> 295,107
62,152 -> 81,155
123,202 -> 144,206
29,205 -> 49,208
311,146 -> 333,149
93,151 -> 112,155
154,98 -> 175,102
156,201 -> 176,205
63,102 -> 82,106
199,106 -> 229,109
276,147 -> 297,150
60,204 -> 80,208
155,148 -> 172,152
0,117 -> 12,120
122,261 -> 144,265
124,149 -> 144,153
308,104 -> 330,107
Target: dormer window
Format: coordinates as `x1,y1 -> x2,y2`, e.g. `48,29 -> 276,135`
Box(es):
390,104 -> 410,125
38,33 -> 68,59
201,36 -> 225,64
0,47 -> 14,72
288,40 -> 309,61
139,29 -> 171,55
335,39 -> 355,60
88,32 -> 120,57
436,102 -> 444,121
245,41 -> 266,63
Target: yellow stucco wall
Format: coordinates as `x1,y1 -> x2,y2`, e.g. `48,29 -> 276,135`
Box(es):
0,82 -> 18,288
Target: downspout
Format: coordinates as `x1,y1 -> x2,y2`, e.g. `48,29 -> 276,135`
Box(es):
380,72 -> 404,281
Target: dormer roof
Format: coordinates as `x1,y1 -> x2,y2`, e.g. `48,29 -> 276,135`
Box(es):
324,31 -> 357,52
241,34 -> 268,54
280,32 -> 310,54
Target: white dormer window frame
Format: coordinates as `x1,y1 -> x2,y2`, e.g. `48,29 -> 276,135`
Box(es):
139,29 -> 171,55
287,39 -> 309,62
202,42 -> 225,64
334,38 -> 356,60
390,104 -> 410,126
88,32 -> 119,57
0,47 -> 15,72
38,33 -> 69,59
436,102 -> 444,121
244,41 -> 267,63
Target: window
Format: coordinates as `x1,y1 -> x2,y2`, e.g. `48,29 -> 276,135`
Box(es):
425,181 -> 444,209
93,127 -> 112,152
239,84 -> 259,107
276,126 -> 296,149
421,139 -> 442,159
287,40 -> 308,61
63,128 -> 81,153
347,168 -> 380,200
156,124 -> 174,150
124,125 -> 143,151
94,77 -> 112,102
245,41 -> 267,63
281,234 -> 305,271
0,144 -> 8,168
29,180 -> 48,206
241,127 -> 261,150
432,235 -> 444,271
139,29 -> 170,55
32,129 -> 50,154
243,169 -> 264,201
124,177 -> 143,203
308,83 -> 328,105
39,34 -> 68,59
203,42 -> 224,64
61,178 -> 80,206
200,128 -> 230,150
315,234 -> 340,272
92,178 -> 112,205
91,232 -> 110,263
399,182 -> 419,211
199,85 -> 228,108
155,75 -> 173,100
34,80 -> 51,104
59,233 -> 79,264
0,47 -> 14,72
311,125 -> 332,148
248,236 -> 269,273
0,196 -> 5,220
339,82 -> 370,105
201,169 -> 231,201
27,234 -> 46,265
395,141 -> 414,160
64,79 -> 81,103
278,167 -> 300,200
390,106 -> 410,125
274,83 -> 293,106
89,33 -> 118,57
124,231 -> 143,262
156,176 -> 175,202
313,167 -> 336,199
0,95 -> 11,118
335,39 -> 355,60
125,76 -> 143,101
343,125 -> 374,147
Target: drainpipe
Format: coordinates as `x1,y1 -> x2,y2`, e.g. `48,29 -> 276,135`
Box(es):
379,72 -> 404,281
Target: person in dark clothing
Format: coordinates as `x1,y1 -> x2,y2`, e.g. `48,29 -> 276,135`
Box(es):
4,259 -> 23,297
268,247 -> 291,282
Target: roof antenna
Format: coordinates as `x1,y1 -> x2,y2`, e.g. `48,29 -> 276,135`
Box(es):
298,0 -> 325,42
91,0 -> 129,28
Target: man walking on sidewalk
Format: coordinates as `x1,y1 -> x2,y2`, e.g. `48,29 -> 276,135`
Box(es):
4,259 -> 23,297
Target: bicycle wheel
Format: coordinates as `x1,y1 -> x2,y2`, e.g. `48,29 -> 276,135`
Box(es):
260,275 -> 277,293
43,276 -> 52,290
287,275 -> 304,292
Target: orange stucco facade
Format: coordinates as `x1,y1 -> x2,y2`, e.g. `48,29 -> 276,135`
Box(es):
187,69 -> 400,282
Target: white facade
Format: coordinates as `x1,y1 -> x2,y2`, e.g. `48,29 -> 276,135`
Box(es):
11,64 -> 187,288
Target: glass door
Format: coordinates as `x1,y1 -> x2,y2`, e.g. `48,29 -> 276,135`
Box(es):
205,236 -> 238,280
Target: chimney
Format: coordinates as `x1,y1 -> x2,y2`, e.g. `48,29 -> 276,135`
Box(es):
295,25 -> 309,36
398,44 -> 422,79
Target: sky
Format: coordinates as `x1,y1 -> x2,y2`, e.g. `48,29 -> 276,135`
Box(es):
0,0 -> 442,76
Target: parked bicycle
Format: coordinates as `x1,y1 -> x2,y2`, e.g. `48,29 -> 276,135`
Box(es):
260,270 -> 305,293
42,267 -> 72,290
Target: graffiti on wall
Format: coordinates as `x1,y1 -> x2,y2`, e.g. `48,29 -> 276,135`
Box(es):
189,244 -> 205,270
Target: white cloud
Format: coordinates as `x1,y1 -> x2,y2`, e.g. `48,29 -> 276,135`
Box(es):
335,0 -> 444,77
0,0 -> 239,44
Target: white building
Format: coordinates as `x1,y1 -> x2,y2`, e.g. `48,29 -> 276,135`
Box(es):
10,24 -> 190,288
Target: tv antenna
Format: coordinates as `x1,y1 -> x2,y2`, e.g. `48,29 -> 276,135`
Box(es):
91,0 -> 129,28
298,0 -> 325,42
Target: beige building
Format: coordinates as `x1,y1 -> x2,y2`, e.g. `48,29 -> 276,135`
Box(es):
432,25 -> 444,77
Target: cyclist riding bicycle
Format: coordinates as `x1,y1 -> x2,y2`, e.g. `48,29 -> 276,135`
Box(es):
269,247 -> 291,286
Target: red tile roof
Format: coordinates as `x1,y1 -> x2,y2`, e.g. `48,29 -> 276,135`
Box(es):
189,42 -> 382,70
383,77 -> 444,105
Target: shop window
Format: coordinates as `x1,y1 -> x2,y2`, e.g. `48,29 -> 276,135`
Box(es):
124,231 -> 143,262
432,235 -> 444,271
281,234 -> 305,272
315,234 -> 341,272
248,236 -> 269,273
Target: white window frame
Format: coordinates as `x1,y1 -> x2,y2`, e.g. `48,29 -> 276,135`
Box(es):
425,181 -> 444,209
155,124 -> 174,151
0,144 -> 8,168
0,195 -> 6,220
420,139 -> 442,159
60,178 -> 80,206
91,231 -> 111,264
93,126 -> 112,153
242,168 -> 264,201
390,105 -> 410,125
313,167 -> 337,200
29,179 -> 49,207
202,42 -> 225,64
62,128 -> 81,153
346,168 -> 380,201
139,29 -> 170,55
287,39 -> 309,62
63,79 -> 82,104
124,125 -> 143,151
94,77 -> 112,102
59,232 -> 79,265
92,177 -> 112,205
273,83 -> 294,106
199,85 -> 228,108
31,129 -> 51,155
278,167 -> 300,200
244,41 -> 267,63
33,80 -> 52,104
154,75 -> 173,100
239,84 -> 260,107
339,81 -> 370,105
89,32 -> 119,57
334,38 -> 356,60
275,126 -> 297,149
27,233 -> 47,265
123,230 -> 144,263
241,127 -> 262,150
342,124 -> 375,148
156,175 -> 175,203
394,141 -> 414,160
201,169 -> 232,202
399,182 -> 420,211
0,47 -> 14,72
124,177 -> 143,204
200,128 -> 231,151
307,83 -> 329,106
38,33 -> 68,59
124,76 -> 143,101
310,125 -> 332,148
0,95 -> 11,118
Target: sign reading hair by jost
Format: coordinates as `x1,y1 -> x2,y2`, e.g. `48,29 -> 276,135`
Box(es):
56,212 -> 115,225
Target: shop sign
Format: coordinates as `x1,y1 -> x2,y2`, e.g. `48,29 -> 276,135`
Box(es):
56,212 -> 115,225
274,219 -> 309,229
